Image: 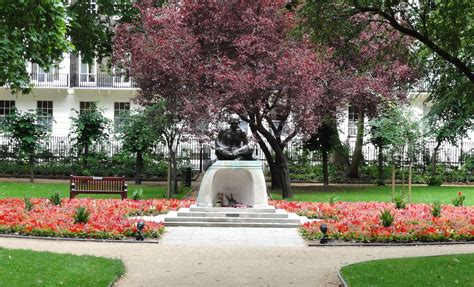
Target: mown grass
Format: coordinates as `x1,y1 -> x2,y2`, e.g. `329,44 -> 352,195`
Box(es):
0,182 -> 191,200
0,247 -> 124,287
340,253 -> 474,287
270,185 -> 474,205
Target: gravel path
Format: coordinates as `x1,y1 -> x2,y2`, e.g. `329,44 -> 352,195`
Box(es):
0,235 -> 473,286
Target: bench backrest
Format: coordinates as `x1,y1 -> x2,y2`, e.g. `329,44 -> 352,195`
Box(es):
70,176 -> 125,191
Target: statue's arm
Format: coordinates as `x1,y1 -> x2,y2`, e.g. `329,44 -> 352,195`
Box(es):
216,130 -> 225,149
241,131 -> 249,145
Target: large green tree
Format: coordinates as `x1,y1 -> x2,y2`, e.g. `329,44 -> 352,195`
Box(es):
0,0 -> 69,93
295,0 -> 472,177
69,106 -> 110,170
0,0 -> 139,94
0,109 -> 48,183
295,0 -> 473,84
119,110 -> 158,185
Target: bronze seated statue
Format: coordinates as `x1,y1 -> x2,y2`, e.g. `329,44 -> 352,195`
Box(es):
215,113 -> 255,160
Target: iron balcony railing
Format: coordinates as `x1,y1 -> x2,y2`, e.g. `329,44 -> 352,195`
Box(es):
27,73 -> 137,88
30,73 -> 69,87
70,73 -> 138,88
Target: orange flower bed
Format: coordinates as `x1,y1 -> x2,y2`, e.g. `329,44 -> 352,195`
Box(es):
270,201 -> 474,242
0,198 -> 193,240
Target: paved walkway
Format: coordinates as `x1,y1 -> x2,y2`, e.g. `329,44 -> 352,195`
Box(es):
160,227 -> 306,247
0,231 -> 473,286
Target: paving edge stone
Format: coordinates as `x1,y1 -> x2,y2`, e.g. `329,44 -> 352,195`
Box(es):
337,269 -> 349,287
0,234 -> 159,244
306,240 -> 474,247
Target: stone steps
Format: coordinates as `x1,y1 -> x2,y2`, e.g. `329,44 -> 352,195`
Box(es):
166,216 -> 301,224
164,222 -> 300,228
163,205 -> 306,228
189,206 -> 277,213
177,211 -> 289,218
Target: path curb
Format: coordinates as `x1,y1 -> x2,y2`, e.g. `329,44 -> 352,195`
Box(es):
337,269 -> 349,287
306,240 -> 474,247
0,234 -> 159,244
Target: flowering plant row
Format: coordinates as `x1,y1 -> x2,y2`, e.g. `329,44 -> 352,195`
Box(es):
270,200 -> 474,243
0,198 -> 193,240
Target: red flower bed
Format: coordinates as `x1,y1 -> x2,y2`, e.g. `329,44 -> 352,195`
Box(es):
270,200 -> 474,242
0,198 -> 193,240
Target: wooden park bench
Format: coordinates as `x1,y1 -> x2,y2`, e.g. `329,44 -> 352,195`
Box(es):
70,176 -> 128,199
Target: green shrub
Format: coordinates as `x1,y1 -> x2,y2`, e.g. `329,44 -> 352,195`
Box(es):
431,201 -> 442,217
131,189 -> 144,200
24,196 -> 34,211
73,207 -> 90,224
427,175 -> 443,186
328,194 -> 337,205
49,192 -> 62,206
452,192 -> 465,207
379,209 -> 394,227
393,194 -> 406,209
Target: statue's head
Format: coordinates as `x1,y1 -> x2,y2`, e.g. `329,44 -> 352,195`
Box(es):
228,113 -> 240,130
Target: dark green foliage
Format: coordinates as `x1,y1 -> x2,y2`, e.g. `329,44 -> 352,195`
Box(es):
23,196 -> 33,211
131,189 -> 144,200
0,0 -> 144,93
0,0 -> 69,94
379,209 -> 394,227
69,106 -> 110,167
0,154 -> 169,179
305,117 -> 340,189
427,175 -> 443,186
394,194 -> 406,209
73,207 -> 90,224
452,192 -> 466,207
49,192 -> 61,206
431,201 -> 442,217
119,110 -> 159,184
0,109 -> 48,182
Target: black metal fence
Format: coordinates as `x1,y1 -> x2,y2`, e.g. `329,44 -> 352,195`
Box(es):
1,135 -> 472,170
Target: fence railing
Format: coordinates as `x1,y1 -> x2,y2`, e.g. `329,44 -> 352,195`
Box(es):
1,136 -> 472,171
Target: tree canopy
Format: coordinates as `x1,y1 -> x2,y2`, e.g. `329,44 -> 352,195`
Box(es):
0,0 -> 138,94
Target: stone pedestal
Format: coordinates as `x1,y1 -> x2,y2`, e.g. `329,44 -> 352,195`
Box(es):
196,160 -> 268,208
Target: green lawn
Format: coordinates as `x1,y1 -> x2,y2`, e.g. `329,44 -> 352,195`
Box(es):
271,185 -> 474,205
340,253 -> 474,287
0,248 -> 124,287
0,182 -> 191,199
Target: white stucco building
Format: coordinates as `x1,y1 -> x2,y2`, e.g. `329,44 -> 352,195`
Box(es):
1,53 -> 472,165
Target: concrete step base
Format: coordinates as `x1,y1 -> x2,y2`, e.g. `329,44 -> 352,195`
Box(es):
165,216 -> 301,224
189,206 -> 277,213
162,205 -> 306,228
164,222 -> 300,228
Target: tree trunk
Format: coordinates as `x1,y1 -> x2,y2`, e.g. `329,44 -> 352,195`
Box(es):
401,152 -> 405,196
346,108 -> 365,178
172,153 -> 178,194
430,142 -> 441,177
269,162 -> 283,189
322,148 -> 329,191
377,145 -> 384,186
329,119 -> 350,168
135,152 -> 143,185
167,158 -> 172,198
29,156 -> 34,183
278,158 -> 292,199
408,160 -> 412,203
391,161 -> 396,201
82,144 -> 89,170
